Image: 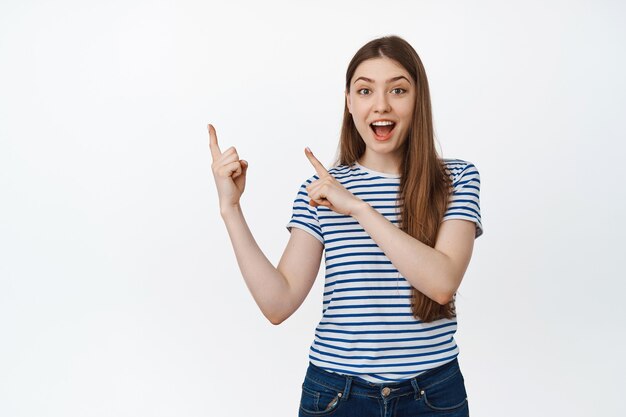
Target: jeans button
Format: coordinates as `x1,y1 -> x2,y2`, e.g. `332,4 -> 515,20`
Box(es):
382,387 -> 391,397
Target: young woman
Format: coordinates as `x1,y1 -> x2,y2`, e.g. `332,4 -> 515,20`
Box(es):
209,35 -> 482,417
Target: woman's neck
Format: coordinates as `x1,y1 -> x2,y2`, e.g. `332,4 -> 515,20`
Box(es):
357,153 -> 402,176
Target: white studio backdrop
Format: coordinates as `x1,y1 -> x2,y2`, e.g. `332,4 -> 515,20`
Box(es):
1,0 -> 624,416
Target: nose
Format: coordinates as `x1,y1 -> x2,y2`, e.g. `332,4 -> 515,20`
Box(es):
373,91 -> 391,113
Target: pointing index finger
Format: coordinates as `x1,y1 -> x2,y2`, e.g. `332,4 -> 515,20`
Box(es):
207,124 -> 222,162
305,147 -> 330,178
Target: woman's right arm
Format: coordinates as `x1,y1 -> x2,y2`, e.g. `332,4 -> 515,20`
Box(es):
208,124 -> 323,324
221,206 -> 323,324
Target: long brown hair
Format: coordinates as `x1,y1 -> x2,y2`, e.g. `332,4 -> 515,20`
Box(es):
331,35 -> 454,323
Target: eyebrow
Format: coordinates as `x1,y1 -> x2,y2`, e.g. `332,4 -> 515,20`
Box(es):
353,76 -> 411,85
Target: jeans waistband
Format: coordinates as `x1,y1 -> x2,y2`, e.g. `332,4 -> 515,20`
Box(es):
304,358 -> 461,401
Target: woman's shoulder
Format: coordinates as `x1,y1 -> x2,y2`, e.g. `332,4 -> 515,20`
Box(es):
440,158 -> 477,181
441,157 -> 475,168
328,163 -> 353,171
327,163 -> 358,179
297,163 -> 356,186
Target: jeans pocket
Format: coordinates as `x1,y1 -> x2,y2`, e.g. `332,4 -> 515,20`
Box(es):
422,368 -> 468,412
299,380 -> 343,416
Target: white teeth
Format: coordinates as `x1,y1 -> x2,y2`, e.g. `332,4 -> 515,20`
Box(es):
371,121 -> 395,126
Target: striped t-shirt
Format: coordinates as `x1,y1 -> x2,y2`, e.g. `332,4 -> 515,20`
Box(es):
285,159 -> 482,383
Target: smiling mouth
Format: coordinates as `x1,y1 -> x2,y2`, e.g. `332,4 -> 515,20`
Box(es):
370,122 -> 396,140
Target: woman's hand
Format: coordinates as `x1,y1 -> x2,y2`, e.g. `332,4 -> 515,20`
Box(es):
208,124 -> 248,213
304,147 -> 365,217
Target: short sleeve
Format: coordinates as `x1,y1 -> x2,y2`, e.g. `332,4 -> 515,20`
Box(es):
285,175 -> 324,245
442,161 -> 483,238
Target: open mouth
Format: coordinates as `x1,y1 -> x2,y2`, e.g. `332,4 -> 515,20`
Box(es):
370,121 -> 396,140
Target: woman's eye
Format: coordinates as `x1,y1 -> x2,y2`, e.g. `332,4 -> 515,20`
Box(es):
357,88 -> 371,95
391,88 -> 406,94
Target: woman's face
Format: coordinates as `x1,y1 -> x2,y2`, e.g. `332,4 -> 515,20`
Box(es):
346,57 -> 416,159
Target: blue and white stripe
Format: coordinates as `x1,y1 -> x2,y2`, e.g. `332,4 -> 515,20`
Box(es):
286,159 -> 482,382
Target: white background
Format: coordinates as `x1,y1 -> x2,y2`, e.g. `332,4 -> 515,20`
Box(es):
1,0 -> 625,416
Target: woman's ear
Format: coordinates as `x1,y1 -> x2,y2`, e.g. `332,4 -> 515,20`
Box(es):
345,90 -> 352,114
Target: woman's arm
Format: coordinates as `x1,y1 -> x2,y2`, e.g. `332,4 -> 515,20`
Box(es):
351,203 -> 476,305
301,148 -> 478,306
209,124 -> 323,324
221,204 -> 323,324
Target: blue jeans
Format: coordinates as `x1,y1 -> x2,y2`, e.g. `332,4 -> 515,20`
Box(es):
298,359 -> 469,417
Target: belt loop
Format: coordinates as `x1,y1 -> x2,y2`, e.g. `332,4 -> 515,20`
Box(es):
410,378 -> 422,400
342,376 -> 353,401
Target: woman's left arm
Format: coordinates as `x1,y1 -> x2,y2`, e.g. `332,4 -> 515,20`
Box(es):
351,203 -> 476,305
302,148 -> 478,306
